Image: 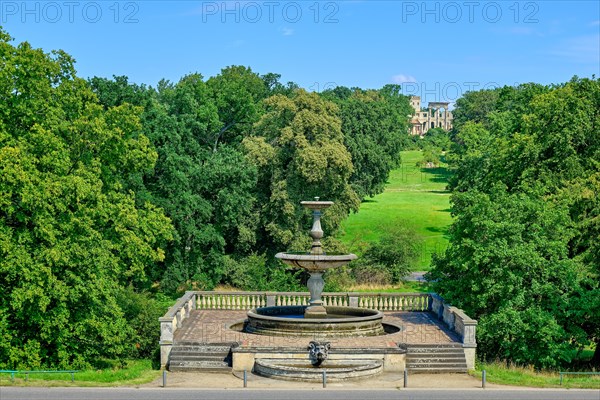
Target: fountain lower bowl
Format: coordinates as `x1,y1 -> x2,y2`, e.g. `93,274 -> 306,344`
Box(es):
253,358 -> 383,381
245,306 -> 385,337
275,252 -> 357,272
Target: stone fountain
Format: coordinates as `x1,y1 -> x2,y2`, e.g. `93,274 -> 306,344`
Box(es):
245,198 -> 385,337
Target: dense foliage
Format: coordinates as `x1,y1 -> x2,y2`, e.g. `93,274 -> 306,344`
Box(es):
0,31 -> 416,369
429,78 -> 600,368
322,85 -> 412,201
0,30 -> 173,368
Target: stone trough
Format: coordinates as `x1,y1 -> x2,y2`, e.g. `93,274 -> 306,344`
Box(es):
253,358 -> 384,381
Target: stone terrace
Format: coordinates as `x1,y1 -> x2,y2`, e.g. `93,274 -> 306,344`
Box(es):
174,310 -> 461,348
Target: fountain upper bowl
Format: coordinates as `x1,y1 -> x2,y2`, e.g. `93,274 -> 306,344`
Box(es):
275,252 -> 357,272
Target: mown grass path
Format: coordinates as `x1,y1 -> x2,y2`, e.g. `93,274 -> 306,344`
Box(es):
340,150 -> 452,270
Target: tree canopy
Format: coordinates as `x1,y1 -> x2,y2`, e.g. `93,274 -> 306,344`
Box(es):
429,78 -> 600,368
0,30 -> 172,369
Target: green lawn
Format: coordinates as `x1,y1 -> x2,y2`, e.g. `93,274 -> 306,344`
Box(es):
0,360 -> 161,387
471,361 -> 600,389
339,150 -> 452,271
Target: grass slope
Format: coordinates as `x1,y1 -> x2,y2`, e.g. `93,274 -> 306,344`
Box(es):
0,360 -> 161,387
472,361 -> 600,389
340,150 -> 452,270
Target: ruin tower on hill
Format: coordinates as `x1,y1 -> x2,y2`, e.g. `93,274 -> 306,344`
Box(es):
409,96 -> 453,136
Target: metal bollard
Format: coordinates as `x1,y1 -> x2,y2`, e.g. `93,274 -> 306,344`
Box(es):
403,369 -> 408,388
243,370 -> 247,388
482,370 -> 486,389
71,372 -> 75,382
25,372 -> 28,382
162,370 -> 167,387
322,371 -> 327,388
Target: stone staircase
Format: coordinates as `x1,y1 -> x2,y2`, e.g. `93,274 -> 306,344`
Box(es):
168,342 -> 234,372
405,343 -> 468,373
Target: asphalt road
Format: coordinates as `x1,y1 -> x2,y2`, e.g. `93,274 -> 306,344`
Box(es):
1,387 -> 599,400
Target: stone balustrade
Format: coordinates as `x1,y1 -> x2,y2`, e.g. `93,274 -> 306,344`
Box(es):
159,291 -> 477,368
194,291 -> 432,311
159,291 -> 196,366
430,293 -> 478,369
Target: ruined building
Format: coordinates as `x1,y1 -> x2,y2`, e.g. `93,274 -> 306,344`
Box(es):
409,96 -> 453,136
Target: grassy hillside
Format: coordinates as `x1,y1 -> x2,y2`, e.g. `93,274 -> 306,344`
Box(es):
339,150 -> 452,271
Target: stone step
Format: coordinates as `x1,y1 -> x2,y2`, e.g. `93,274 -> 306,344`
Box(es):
407,352 -> 465,357
175,341 -> 235,346
404,343 -> 468,374
408,367 -> 469,374
406,357 -> 467,363
170,347 -> 230,352
169,354 -> 229,361
170,346 -> 233,353
407,362 -> 468,369
169,360 -> 232,372
168,342 -> 235,372
403,343 -> 463,349
407,348 -> 465,353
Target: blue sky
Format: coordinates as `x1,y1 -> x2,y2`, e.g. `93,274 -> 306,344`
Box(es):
2,1 -> 599,103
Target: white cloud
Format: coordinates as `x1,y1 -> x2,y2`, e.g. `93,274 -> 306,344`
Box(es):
591,20 -> 600,26
281,27 -> 294,36
548,34 -> 600,64
392,74 -> 417,84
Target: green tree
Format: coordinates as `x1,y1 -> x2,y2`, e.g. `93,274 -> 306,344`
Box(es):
430,77 -> 600,367
358,227 -> 422,284
0,31 -> 172,369
421,127 -> 451,151
323,86 -> 411,200
323,87 -> 408,200
90,73 -> 260,293
206,66 -> 268,151
243,89 -> 360,253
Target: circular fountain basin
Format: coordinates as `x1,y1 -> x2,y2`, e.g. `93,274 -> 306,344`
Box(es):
275,252 -> 357,272
246,306 -> 385,337
254,358 -> 383,381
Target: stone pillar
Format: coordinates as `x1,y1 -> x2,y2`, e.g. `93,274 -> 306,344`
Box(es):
442,305 -> 455,330
305,272 -> 327,317
232,350 -> 256,372
266,293 -> 276,307
461,316 -> 478,370
159,317 -> 175,368
430,294 -> 444,319
383,352 -> 406,372
348,293 -> 359,308
463,346 -> 477,370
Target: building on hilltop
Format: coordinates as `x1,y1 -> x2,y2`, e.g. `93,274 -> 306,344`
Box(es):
409,96 -> 453,136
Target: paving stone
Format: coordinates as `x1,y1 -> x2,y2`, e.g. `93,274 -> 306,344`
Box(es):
173,310 -> 461,349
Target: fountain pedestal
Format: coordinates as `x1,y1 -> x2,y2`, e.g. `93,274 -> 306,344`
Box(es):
306,273 -> 326,318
